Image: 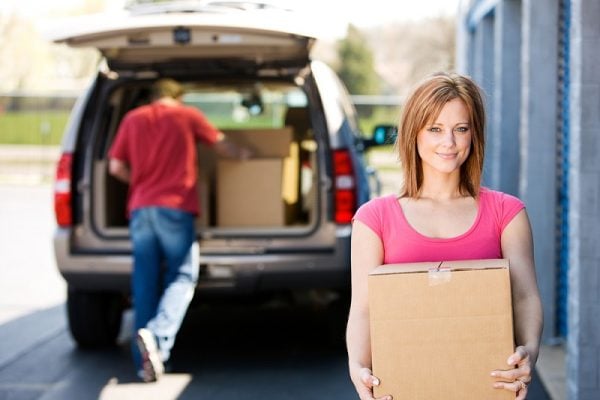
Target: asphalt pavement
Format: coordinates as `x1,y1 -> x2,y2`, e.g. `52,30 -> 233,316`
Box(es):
0,148 -> 558,399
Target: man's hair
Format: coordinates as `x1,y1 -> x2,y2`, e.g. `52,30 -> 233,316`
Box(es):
151,78 -> 185,100
396,72 -> 486,198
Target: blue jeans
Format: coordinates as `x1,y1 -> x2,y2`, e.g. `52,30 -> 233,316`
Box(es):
129,207 -> 198,370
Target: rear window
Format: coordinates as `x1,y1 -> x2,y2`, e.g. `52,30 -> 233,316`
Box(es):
182,82 -> 308,130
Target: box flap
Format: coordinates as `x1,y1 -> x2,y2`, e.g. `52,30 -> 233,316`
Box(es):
369,261 -> 442,276
369,258 -> 508,276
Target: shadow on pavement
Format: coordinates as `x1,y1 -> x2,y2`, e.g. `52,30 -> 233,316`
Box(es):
171,297 -> 353,399
0,300 -> 551,399
0,304 -> 65,368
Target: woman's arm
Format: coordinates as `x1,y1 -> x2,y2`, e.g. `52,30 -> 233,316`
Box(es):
493,209 -> 543,399
347,220 -> 391,400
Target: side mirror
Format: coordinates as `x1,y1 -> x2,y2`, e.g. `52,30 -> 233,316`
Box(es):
364,124 -> 397,149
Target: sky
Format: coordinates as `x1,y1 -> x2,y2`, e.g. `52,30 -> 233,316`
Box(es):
1,0 -> 462,39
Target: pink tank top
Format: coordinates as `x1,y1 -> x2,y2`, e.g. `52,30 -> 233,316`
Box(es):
352,187 -> 525,264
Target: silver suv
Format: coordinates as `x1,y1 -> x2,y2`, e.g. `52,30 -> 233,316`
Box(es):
51,2 -> 385,347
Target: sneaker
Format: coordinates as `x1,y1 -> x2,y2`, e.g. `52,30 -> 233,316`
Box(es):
136,328 -> 164,382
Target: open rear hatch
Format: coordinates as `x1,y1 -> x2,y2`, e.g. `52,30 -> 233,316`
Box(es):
48,6 -> 316,71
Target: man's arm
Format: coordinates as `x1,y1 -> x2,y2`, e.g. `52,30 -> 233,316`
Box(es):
108,158 -> 131,183
213,132 -> 252,159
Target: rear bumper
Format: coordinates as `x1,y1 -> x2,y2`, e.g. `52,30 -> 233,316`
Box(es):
54,227 -> 351,294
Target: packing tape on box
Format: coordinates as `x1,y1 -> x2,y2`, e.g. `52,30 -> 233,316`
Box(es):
428,267 -> 452,286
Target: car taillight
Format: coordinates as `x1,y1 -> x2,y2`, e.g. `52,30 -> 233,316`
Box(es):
54,153 -> 73,227
333,149 -> 356,224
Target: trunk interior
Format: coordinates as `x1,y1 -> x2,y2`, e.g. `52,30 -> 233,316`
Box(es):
92,77 -> 320,238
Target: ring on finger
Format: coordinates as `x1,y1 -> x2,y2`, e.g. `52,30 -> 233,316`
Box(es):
518,380 -> 528,391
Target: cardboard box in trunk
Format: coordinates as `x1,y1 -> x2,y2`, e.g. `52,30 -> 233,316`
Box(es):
222,128 -> 293,157
217,158 -> 285,227
197,128 -> 299,228
369,258 -> 514,400
215,127 -> 301,227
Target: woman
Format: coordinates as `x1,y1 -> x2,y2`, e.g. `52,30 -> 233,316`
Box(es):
346,72 -> 543,400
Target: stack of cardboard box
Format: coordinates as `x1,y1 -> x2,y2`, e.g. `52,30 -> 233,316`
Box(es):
215,128 -> 299,227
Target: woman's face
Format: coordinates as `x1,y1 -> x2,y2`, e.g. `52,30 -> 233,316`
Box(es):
416,98 -> 472,177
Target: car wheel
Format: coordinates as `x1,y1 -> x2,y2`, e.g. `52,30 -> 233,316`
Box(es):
67,287 -> 124,348
326,290 -> 351,348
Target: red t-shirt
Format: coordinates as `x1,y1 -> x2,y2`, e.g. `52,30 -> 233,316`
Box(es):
108,101 -> 220,216
352,187 -> 525,264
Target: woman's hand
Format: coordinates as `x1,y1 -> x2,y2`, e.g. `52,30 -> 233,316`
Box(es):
350,367 -> 392,400
499,209 -> 542,399
491,346 -> 533,400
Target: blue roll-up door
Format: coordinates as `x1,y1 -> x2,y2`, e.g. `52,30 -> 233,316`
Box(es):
556,0 -> 571,338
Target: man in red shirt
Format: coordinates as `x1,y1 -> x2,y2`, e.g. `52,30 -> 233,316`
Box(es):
108,78 -> 248,382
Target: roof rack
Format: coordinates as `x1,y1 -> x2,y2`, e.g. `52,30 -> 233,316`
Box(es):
125,0 -> 293,15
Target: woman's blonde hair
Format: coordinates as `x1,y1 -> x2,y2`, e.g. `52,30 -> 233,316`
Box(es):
397,72 -> 486,198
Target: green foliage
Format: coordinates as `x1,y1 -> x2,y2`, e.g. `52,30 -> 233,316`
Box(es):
0,111 -> 69,145
336,25 -> 380,95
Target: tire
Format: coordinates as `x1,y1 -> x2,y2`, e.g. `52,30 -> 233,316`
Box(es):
326,290 -> 351,348
66,287 -> 124,348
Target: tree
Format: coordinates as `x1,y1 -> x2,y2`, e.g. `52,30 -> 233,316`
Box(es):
0,13 -> 47,93
336,24 -> 380,95
366,16 -> 456,97
0,2 -> 104,93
